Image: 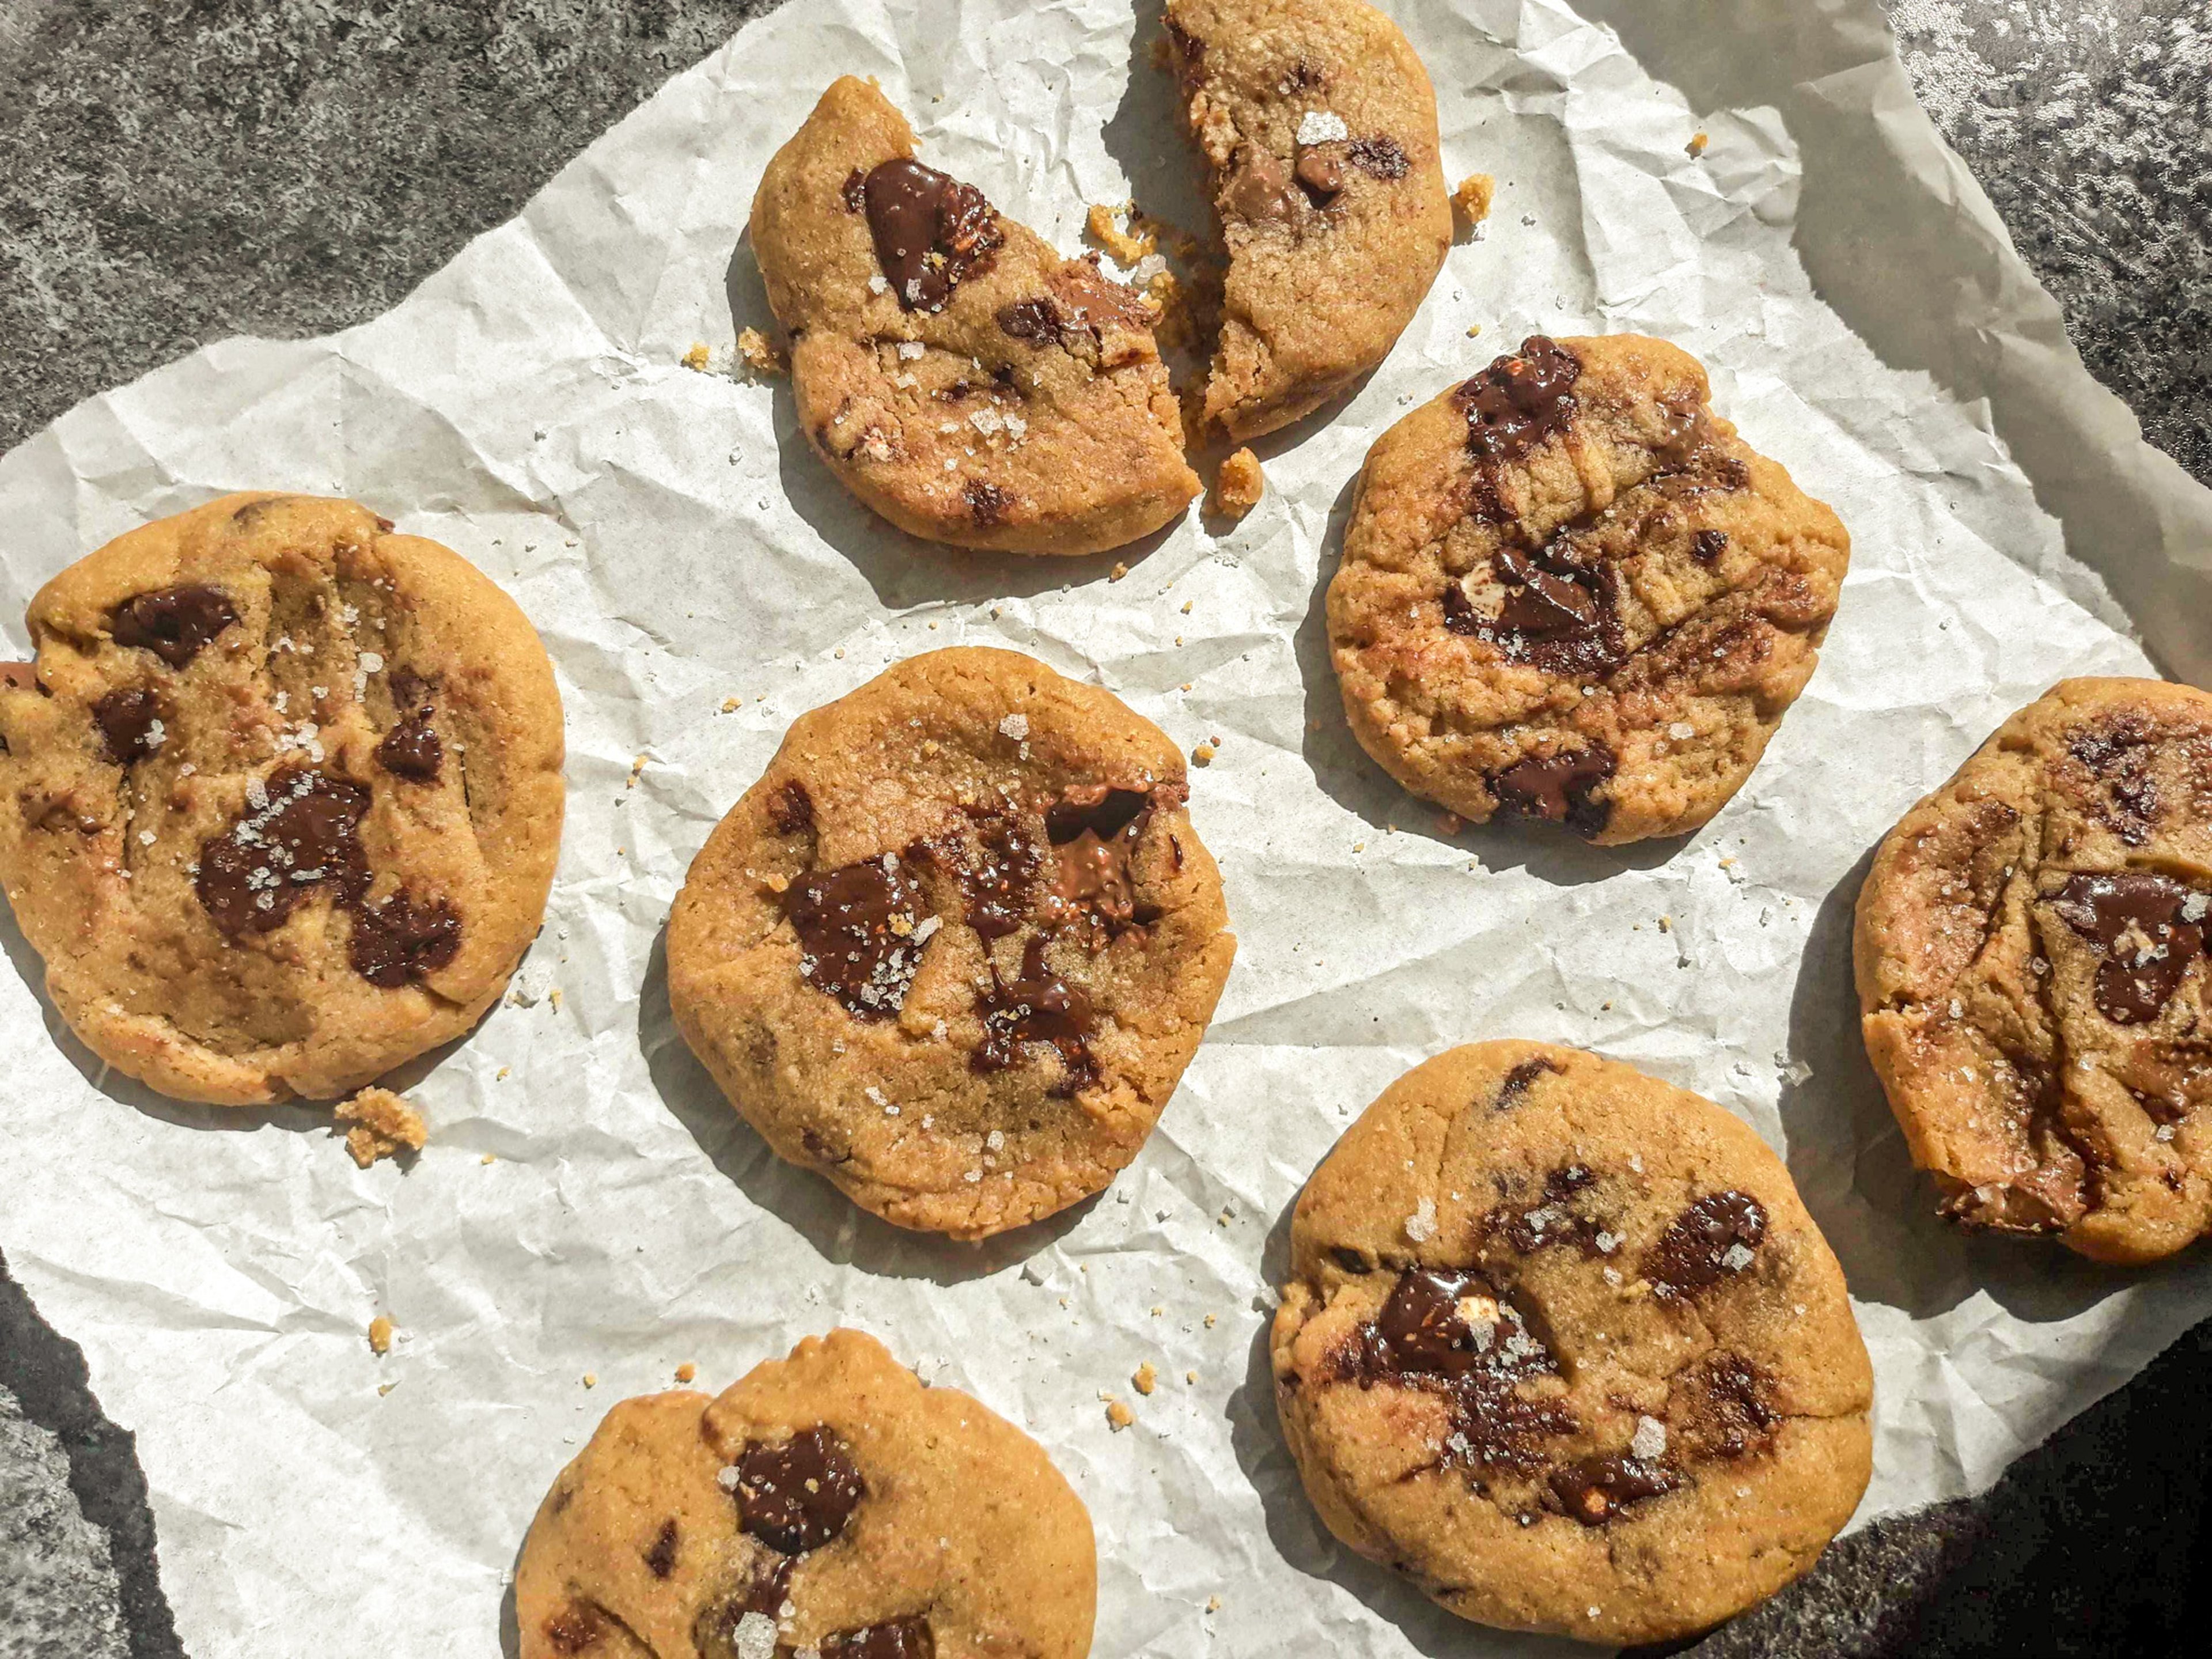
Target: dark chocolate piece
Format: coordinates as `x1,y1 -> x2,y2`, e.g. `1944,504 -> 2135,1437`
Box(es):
1489,745 -> 1615,839
376,704 -> 441,783
768,779 -> 816,835
108,585 -> 239,669
1643,1191 -> 1766,1300
1223,149 -> 1297,222
196,768 -> 372,937
862,158 -> 1003,312
645,1518 -> 679,1578
782,855 -> 929,1019
965,479 -> 1012,525
1459,336 -> 1581,465
734,1425 -> 865,1555
92,687 -> 164,765
952,809 -> 1040,941
1346,136 -> 1410,179
1042,783 -> 1170,935
820,1618 -> 935,1658
349,889 -> 462,988
1494,1056 -> 1561,1108
1548,1453 -> 1676,1526
1692,528 -> 1729,562
1473,539 -> 1623,676
972,936 -> 1097,1091
2051,870 -> 2208,1024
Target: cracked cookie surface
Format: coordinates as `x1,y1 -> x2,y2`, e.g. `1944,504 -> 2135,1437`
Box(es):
1327,334 -> 1850,845
750,77 -> 1198,556
666,647 -> 1234,1240
1272,1041 -> 1872,1646
1162,0 -> 1452,440
516,1328 -> 1095,1659
1856,677 -> 2212,1264
0,493 -> 563,1104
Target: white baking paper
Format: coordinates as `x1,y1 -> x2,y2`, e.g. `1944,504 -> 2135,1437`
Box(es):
4,1 -> 2210,1653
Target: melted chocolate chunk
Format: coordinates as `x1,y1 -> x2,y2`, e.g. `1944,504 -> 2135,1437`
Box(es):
996,297 -> 1065,344
1472,539 -> 1623,676
2051,871 -> 2209,1024
1549,1453 -> 1676,1526
2069,719 -> 2162,845
1293,149 -> 1343,204
1678,1353 -> 1777,1459
1369,1267 -> 1502,1378
1489,1165 -> 1605,1256
1361,1270 -> 1577,1474
1459,336 -> 1581,465
972,936 -> 1097,1091
1346,136 -> 1410,179
196,768 -> 372,937
782,854 -> 929,1019
734,1426 -> 865,1555
768,779 -> 815,835
952,809 -> 1040,941
376,704 -> 441,783
1692,528 -> 1729,563
92,687 -> 164,765
645,1518 -> 680,1578
1489,745 -> 1615,839
862,158 -> 1003,312
1644,1191 -> 1766,1300
840,167 -> 868,212
965,479 -> 1012,526
349,889 -> 462,987
820,1618 -> 935,1659
1043,783 -> 1169,935
108,585 -> 239,669
694,1556 -> 796,1656
1223,149 -> 1297,222
1494,1056 -> 1561,1109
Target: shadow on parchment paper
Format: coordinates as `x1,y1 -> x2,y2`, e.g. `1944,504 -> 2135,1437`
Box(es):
1288,469 -> 1695,887
1775,843 -> 2134,1327
1225,1197 -> 1593,1659
1570,0 -> 2188,680
721,232 -> 1184,608
635,923 -> 1101,1285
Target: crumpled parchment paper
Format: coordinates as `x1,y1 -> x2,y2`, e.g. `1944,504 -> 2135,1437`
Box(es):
3,1 -> 2210,1653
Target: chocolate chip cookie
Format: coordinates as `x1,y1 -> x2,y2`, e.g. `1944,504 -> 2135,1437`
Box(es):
1272,1041 -> 1872,1646
516,1327 -> 1096,1659
0,493 -> 564,1104
1162,0 -> 1453,439
666,647 -> 1234,1239
1325,334 -> 1851,844
751,77 -> 1199,556
1856,677 -> 2212,1264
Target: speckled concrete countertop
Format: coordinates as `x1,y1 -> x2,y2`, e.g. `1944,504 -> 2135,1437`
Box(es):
2,3 -> 2207,1654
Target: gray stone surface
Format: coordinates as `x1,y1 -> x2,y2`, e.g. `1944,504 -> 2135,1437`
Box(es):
1,2 -> 2207,1656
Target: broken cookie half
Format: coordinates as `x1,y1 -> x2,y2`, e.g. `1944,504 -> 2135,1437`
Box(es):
751,77 -> 1200,556
1164,0 -> 1454,440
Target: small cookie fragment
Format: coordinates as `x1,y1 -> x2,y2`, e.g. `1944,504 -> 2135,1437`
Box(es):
1085,202 -> 1157,266
1211,448 -> 1264,520
1326,334 -> 1849,844
513,1328 -> 1096,1659
736,327 -> 787,377
368,1315 -> 395,1356
1855,677 -> 2212,1264
1272,1041 -> 1872,1645
668,647 -> 1236,1239
1452,172 -> 1494,227
681,342 -> 713,371
335,1086 -> 426,1168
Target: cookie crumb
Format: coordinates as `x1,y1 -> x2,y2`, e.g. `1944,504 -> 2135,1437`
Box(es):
582,1373 -> 597,1389
1452,173 -> 1495,227
737,327 -> 786,376
1211,448 -> 1264,520
480,1152 -> 497,1165
335,1088 -> 426,1168
1110,562 -> 1130,582
1192,742 -> 1216,766
1104,1396 -> 1135,1431
377,1381 -> 396,1396
368,1315 -> 394,1355
1465,323 -> 1483,338
1687,131 -> 1710,157
1206,1596 -> 1221,1613
1132,1362 -> 1158,1396
1204,1313 -> 1218,1328
1084,202 -> 1156,266
675,1362 -> 696,1383
681,342 -> 712,371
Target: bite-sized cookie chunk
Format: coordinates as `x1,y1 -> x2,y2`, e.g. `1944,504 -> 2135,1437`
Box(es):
516,1328 -> 1095,1659
0,494 -> 563,1105
1327,335 -> 1850,844
1273,1041 -> 1872,1646
667,648 -> 1234,1239
1857,678 -> 2212,1264
750,77 -> 1198,556
1162,0 -> 1453,439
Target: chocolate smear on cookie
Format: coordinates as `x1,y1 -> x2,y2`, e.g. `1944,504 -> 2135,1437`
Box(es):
783,854 -> 929,1018
862,158 -> 1003,312
1489,745 -> 1615,839
950,808 -> 1040,941
349,889 -> 462,987
819,1618 -> 935,1658
1346,136 -> 1410,179
1459,336 -> 1580,465
973,937 -> 1097,1092
92,687 -> 165,764
733,1425 -> 865,1555
1644,1191 -> 1766,1300
2051,871 -> 2209,1024
376,704 -> 441,783
1674,1352 -> 1778,1459
1488,1164 -> 1612,1257
767,779 -> 815,835
1493,1056 -> 1562,1109
2067,717 -> 2164,846
108,585 -> 239,669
